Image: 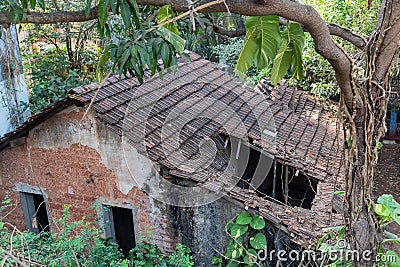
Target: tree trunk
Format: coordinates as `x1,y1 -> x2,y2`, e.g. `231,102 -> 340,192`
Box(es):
343,0 -> 400,263
343,102 -> 382,266
0,25 -> 30,137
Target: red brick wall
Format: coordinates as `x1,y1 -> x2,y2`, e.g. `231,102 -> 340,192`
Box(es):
0,110 -> 176,252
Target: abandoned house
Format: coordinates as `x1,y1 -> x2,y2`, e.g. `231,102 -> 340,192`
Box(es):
0,53 -> 347,266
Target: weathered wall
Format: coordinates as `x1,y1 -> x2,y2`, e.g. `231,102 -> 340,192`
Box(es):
0,104 -> 299,266
0,105 -> 175,251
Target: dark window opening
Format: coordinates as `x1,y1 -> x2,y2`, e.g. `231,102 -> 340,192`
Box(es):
223,135 -> 318,209
254,159 -> 318,209
20,192 -> 50,233
103,206 -> 136,257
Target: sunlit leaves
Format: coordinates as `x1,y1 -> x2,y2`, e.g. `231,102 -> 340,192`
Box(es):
157,5 -> 179,35
235,16 -> 305,85
375,194 -> 400,225
156,27 -> 186,54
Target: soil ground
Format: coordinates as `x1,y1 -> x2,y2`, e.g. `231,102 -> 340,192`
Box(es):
375,143 -> 400,255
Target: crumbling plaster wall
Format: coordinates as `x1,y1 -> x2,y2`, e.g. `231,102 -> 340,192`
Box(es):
0,105 -> 176,251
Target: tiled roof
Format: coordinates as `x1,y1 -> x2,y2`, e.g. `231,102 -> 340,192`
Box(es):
70,55 -> 342,183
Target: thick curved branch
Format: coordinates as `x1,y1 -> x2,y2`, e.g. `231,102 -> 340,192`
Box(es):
212,24 -> 246,37
214,20 -> 367,49
0,6 -> 98,26
328,23 -> 367,49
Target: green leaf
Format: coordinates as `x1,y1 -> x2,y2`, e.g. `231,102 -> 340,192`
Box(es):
287,23 -> 305,80
157,27 -> 186,54
383,250 -> 400,267
334,191 -> 345,195
250,233 -> 267,250
230,223 -> 248,238
235,27 -> 259,80
85,0 -> 92,17
30,0 -> 37,9
243,249 -> 258,264
181,52 -> 191,62
270,38 -> 293,85
250,214 -> 265,230
226,261 -> 240,267
157,5 -> 179,35
109,0 -> 118,14
161,42 -> 170,68
235,15 -> 280,79
22,0 -> 28,10
236,212 -> 252,225
378,194 -> 400,211
225,221 -> 234,232
259,16 -> 281,64
37,0 -> 45,10
120,0 -> 132,28
374,204 -> 391,217
225,242 -> 243,259
98,0 -> 109,28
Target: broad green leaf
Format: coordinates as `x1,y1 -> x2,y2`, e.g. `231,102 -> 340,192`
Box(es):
383,250 -> 400,267
250,233 -> 267,250
287,23 -> 305,80
157,27 -> 185,53
225,243 -> 243,259
259,16 -> 281,63
157,5 -> 179,35
225,221 -> 234,232
291,43 -> 304,80
270,38 -> 293,85
378,194 -> 400,211
230,223 -> 248,238
236,212 -> 252,225
375,204 -> 391,217
236,16 -> 280,78
235,27 -> 258,80
250,214 -> 265,230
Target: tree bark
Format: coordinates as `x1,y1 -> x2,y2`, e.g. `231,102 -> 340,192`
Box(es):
343,0 -> 400,264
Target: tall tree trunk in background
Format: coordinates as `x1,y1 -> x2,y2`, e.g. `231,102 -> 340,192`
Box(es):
344,0 -> 400,265
0,25 -> 30,137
